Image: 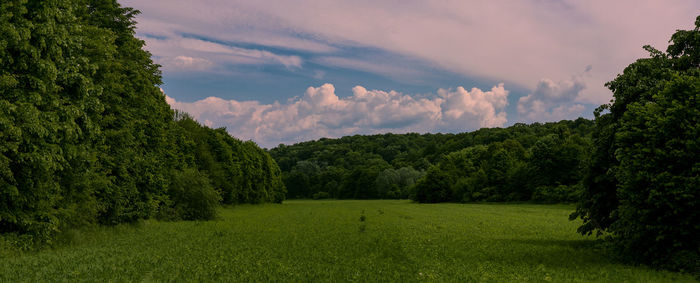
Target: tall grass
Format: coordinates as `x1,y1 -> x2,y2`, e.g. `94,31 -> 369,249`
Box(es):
0,200 -> 695,282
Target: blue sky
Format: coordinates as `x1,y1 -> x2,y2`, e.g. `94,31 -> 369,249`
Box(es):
120,0 -> 699,148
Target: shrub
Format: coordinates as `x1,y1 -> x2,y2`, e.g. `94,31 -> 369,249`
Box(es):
532,184 -> 581,203
312,191 -> 331,200
165,169 -> 221,221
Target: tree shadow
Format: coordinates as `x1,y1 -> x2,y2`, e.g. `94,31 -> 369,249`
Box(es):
504,238 -> 602,250
486,237 -> 617,270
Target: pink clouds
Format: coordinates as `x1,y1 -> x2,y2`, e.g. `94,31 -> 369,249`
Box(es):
440,84 -> 509,128
517,75 -> 587,122
123,0 -> 700,130
122,0 -> 699,105
166,83 -> 510,147
142,34 -> 302,72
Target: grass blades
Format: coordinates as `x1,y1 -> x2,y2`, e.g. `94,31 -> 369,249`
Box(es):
0,200 -> 695,282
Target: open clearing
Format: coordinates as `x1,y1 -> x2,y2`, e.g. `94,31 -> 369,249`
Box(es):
0,200 -> 695,282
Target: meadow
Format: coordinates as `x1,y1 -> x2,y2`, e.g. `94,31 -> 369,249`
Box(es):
0,200 -> 695,282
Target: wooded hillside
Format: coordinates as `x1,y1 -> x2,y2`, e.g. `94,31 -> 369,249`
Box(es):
270,118 -> 594,202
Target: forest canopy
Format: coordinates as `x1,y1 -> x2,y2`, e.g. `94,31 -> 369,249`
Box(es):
269,118 -> 594,203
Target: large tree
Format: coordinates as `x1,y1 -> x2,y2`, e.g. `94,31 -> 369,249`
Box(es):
571,16 -> 699,271
1,0 -> 110,240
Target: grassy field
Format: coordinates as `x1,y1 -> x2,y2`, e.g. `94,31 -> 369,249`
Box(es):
0,200 -> 696,282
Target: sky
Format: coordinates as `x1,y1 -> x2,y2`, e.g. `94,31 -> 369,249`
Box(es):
119,0 -> 699,148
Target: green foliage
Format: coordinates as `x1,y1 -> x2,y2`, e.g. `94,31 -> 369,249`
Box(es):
163,169 -> 220,221
0,0 -> 285,245
411,133 -> 589,203
270,119 -> 594,201
529,132 -> 589,189
312,191 -> 331,200
375,167 -> 423,199
571,16 -> 700,271
532,184 -> 582,203
173,114 -> 286,205
86,0 -> 173,224
413,166 -> 454,203
0,0 -> 108,242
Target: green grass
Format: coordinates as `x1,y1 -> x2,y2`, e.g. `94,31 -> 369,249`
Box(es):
0,200 -> 696,282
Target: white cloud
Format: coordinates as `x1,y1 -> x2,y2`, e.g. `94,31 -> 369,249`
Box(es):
143,35 -> 302,71
166,83 -> 510,148
517,75 -> 587,122
132,15 -> 338,54
165,56 -> 213,71
440,84 -> 509,128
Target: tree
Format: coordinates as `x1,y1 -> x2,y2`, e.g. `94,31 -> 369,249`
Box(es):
527,132 -> 589,202
270,119 -> 594,202
571,16 -> 700,271
375,168 -> 400,198
413,165 -> 454,203
0,0 -> 109,241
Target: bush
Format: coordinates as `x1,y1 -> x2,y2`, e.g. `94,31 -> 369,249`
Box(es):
165,169 -> 221,221
312,191 -> 331,200
532,184 -> 581,203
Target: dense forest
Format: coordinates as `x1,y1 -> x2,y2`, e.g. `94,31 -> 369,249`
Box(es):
270,119 -> 594,203
0,0 -> 284,245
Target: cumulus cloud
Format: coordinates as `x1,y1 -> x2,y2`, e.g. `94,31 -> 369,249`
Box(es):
166,83 -> 510,148
517,75 -> 587,122
440,85 -> 509,128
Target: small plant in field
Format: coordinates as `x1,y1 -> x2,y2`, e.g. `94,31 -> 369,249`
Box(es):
359,210 -> 367,232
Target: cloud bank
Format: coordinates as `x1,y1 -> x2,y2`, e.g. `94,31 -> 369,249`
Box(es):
123,0 -> 700,105
121,0 -> 699,134
166,83 -> 509,148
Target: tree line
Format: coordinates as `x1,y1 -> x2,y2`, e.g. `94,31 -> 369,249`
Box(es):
270,118 -> 594,202
0,0 -> 284,246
